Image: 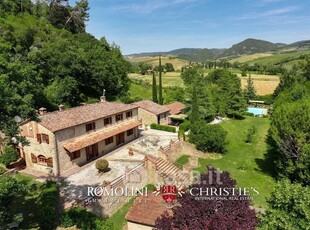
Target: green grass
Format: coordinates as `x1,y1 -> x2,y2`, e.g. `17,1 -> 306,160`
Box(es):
107,198 -> 135,230
129,82 -> 152,100
196,117 -> 276,209
175,155 -> 190,169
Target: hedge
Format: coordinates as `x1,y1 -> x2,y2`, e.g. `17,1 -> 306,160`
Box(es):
179,120 -> 190,132
61,207 -> 112,230
38,181 -> 58,230
0,146 -> 19,166
0,166 -> 6,175
150,123 -> 176,133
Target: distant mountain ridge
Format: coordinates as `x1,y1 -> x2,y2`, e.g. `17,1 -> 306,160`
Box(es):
126,38 -> 310,62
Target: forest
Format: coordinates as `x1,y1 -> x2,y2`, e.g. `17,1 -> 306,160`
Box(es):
0,0 -> 131,138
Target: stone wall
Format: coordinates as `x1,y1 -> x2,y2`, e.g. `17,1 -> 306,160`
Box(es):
20,122 -> 58,174
158,138 -> 184,162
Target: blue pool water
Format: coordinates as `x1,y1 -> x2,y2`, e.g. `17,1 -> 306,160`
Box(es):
247,107 -> 268,115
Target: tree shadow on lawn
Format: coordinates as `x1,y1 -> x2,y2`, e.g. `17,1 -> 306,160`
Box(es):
254,134 -> 278,178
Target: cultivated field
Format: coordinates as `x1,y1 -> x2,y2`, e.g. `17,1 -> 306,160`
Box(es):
239,73 -> 279,95
129,72 -> 185,88
127,56 -> 189,70
229,53 -> 273,63
129,72 -> 280,95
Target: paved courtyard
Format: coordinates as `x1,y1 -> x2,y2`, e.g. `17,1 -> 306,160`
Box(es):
62,129 -> 178,202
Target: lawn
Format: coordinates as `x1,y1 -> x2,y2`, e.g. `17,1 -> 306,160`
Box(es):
196,117 -> 276,209
107,198 -> 135,230
129,82 -> 152,100
175,155 -> 190,169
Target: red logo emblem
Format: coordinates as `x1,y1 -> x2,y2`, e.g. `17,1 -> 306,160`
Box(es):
161,185 -> 178,204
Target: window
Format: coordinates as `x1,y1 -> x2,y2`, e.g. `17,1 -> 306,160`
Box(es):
105,137 -> 113,145
70,150 -> 81,160
37,133 -> 49,144
86,122 -> 96,132
116,114 -> 123,122
37,155 -> 47,165
127,128 -> 134,136
104,117 -> 112,126
126,111 -> 132,118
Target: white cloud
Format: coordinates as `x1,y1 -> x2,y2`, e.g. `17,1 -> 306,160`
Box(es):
109,0 -> 198,14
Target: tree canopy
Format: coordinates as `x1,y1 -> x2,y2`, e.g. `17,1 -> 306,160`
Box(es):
258,180 -> 310,230
155,167 -> 258,229
0,0 -> 131,138
269,57 -> 310,186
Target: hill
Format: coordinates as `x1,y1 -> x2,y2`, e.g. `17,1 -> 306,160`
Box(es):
127,38 -> 310,62
222,38 -> 279,57
126,48 -> 222,62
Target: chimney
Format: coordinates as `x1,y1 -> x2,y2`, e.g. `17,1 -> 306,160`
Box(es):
100,89 -> 106,102
38,107 -> 47,115
59,104 -> 65,111
100,96 -> 106,102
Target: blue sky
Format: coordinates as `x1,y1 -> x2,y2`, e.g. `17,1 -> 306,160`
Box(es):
70,0 -> 310,54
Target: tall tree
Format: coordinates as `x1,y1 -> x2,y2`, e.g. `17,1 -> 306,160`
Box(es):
258,180 -> 310,230
152,71 -> 158,103
158,56 -> 163,105
244,74 -> 256,102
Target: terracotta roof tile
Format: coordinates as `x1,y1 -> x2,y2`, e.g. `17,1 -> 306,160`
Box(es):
165,102 -> 186,115
132,100 -> 170,115
63,120 -> 140,152
125,193 -> 172,227
39,102 -> 138,132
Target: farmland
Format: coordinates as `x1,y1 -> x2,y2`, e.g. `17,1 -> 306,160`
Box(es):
129,72 -> 279,95
229,50 -> 310,69
127,56 -> 189,70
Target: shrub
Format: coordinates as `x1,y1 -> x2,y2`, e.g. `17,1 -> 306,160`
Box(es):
96,159 -> 109,173
150,123 -> 176,133
179,120 -> 190,132
0,146 -> 19,166
0,166 -> 6,175
61,207 -> 112,230
38,181 -> 58,230
189,123 -> 228,153
245,125 -> 256,143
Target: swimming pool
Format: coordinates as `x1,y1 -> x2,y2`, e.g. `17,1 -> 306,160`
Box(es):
247,107 -> 268,115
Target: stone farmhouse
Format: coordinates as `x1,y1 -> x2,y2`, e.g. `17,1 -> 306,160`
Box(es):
19,99 -> 141,176
132,100 -> 170,125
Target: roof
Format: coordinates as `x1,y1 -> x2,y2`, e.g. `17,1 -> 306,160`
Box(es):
125,193 -> 172,227
63,120 -> 140,152
249,100 -> 265,104
168,114 -> 188,120
38,102 -> 138,132
165,102 -> 186,115
132,100 -> 170,115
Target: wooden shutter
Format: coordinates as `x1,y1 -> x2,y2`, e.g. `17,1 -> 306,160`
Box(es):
46,157 -> 53,167
31,153 -> 37,163
92,143 -> 98,156
37,134 -> 42,144
45,135 -> 49,144
92,122 -> 96,130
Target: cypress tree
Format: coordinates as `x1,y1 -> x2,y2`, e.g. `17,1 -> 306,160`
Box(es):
158,56 -> 163,105
152,71 -> 158,103
245,74 -> 256,102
